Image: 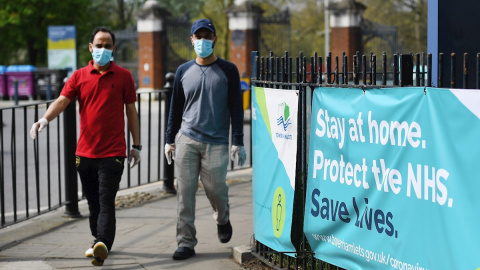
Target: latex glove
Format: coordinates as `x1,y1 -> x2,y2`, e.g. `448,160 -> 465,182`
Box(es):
165,143 -> 175,165
128,148 -> 141,168
30,118 -> 49,139
230,145 -> 246,167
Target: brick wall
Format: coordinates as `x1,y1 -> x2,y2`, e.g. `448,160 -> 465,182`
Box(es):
138,32 -> 164,89
330,27 -> 362,61
229,29 -> 259,78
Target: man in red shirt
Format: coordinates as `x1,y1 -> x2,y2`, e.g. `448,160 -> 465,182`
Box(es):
30,27 -> 140,267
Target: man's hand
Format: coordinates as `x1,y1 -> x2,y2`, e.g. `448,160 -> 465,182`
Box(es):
230,145 -> 246,167
30,118 -> 49,139
165,143 -> 175,165
128,148 -> 141,168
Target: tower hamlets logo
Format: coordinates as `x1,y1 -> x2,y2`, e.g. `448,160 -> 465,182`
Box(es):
277,102 -> 291,131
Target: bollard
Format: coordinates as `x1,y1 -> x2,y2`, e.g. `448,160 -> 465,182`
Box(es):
162,72 -> 176,194
251,51 -> 259,82
14,81 -> 19,105
46,74 -> 52,101
63,102 -> 81,217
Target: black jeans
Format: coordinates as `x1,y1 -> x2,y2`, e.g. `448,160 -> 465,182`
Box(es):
76,156 -> 124,251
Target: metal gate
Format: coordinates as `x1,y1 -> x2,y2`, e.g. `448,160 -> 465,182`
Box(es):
164,13 -> 193,74
259,10 -> 291,57
115,28 -> 139,88
361,19 -> 397,57
114,13 -> 192,88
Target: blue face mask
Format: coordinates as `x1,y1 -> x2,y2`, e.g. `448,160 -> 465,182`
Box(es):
193,39 -> 214,58
91,48 -> 113,66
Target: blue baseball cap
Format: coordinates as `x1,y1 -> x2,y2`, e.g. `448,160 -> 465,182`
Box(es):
191,19 -> 216,35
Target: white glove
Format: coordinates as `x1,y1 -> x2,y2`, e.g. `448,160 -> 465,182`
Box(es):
128,148 -> 141,168
30,118 -> 49,139
230,145 -> 246,167
165,143 -> 175,165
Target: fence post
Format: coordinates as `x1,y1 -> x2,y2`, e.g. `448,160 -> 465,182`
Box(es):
382,52 -> 387,85
162,72 -> 176,193
63,101 -> 81,217
463,53 -> 469,89
438,53 -> 444,87
451,53 -> 456,88
400,54 -> 413,86
326,52 -> 332,84
477,53 -> 480,89
427,53 -> 433,87
362,54 -> 367,85
343,53 -> 348,84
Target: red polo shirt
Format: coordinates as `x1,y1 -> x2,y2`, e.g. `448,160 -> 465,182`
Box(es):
61,61 -> 137,158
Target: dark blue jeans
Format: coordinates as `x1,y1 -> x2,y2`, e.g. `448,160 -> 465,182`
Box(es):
76,156 -> 124,251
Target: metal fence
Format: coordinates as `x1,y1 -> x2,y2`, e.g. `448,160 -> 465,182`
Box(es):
0,73 -> 252,228
250,50 -> 480,270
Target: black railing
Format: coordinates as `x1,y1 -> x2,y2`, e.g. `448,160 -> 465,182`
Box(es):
254,50 -> 480,90
0,73 -> 252,228
250,50 -> 479,270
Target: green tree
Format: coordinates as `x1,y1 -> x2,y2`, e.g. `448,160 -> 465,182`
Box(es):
290,0 -> 325,57
0,0 -> 93,66
0,0 -> 149,67
156,0 -> 204,18
195,0 -> 236,60
110,0 -> 146,29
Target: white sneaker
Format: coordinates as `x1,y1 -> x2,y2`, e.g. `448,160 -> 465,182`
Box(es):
91,242 -> 109,266
85,247 -> 93,257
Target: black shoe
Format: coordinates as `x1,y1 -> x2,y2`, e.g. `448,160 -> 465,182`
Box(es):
217,220 -> 232,243
172,247 -> 195,260
163,185 -> 177,195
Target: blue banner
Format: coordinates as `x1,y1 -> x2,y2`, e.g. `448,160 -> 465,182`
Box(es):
252,87 -> 298,254
304,87 -> 480,269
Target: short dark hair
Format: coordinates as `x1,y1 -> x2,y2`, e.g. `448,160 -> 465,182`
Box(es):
91,27 -> 115,45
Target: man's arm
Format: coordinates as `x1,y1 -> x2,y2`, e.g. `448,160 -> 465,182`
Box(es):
125,102 -> 140,145
227,64 -> 244,146
43,95 -> 72,122
30,95 -> 72,139
165,69 -> 185,144
126,102 -> 141,168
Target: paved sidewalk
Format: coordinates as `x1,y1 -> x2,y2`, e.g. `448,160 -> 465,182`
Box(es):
0,168 -> 253,269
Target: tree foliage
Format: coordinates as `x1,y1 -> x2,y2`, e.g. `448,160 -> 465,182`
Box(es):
156,0 -> 204,18
0,0 -> 427,68
195,0 -> 236,60
252,0 -> 427,57
0,0 -> 92,66
0,0 -> 147,67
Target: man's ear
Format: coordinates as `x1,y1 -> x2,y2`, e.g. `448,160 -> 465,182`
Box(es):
212,36 -> 217,48
89,43 -> 93,53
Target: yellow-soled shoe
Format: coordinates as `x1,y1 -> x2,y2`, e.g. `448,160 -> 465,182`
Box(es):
91,242 -> 108,266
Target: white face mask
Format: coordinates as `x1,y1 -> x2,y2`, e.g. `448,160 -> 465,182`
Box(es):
193,39 -> 214,58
